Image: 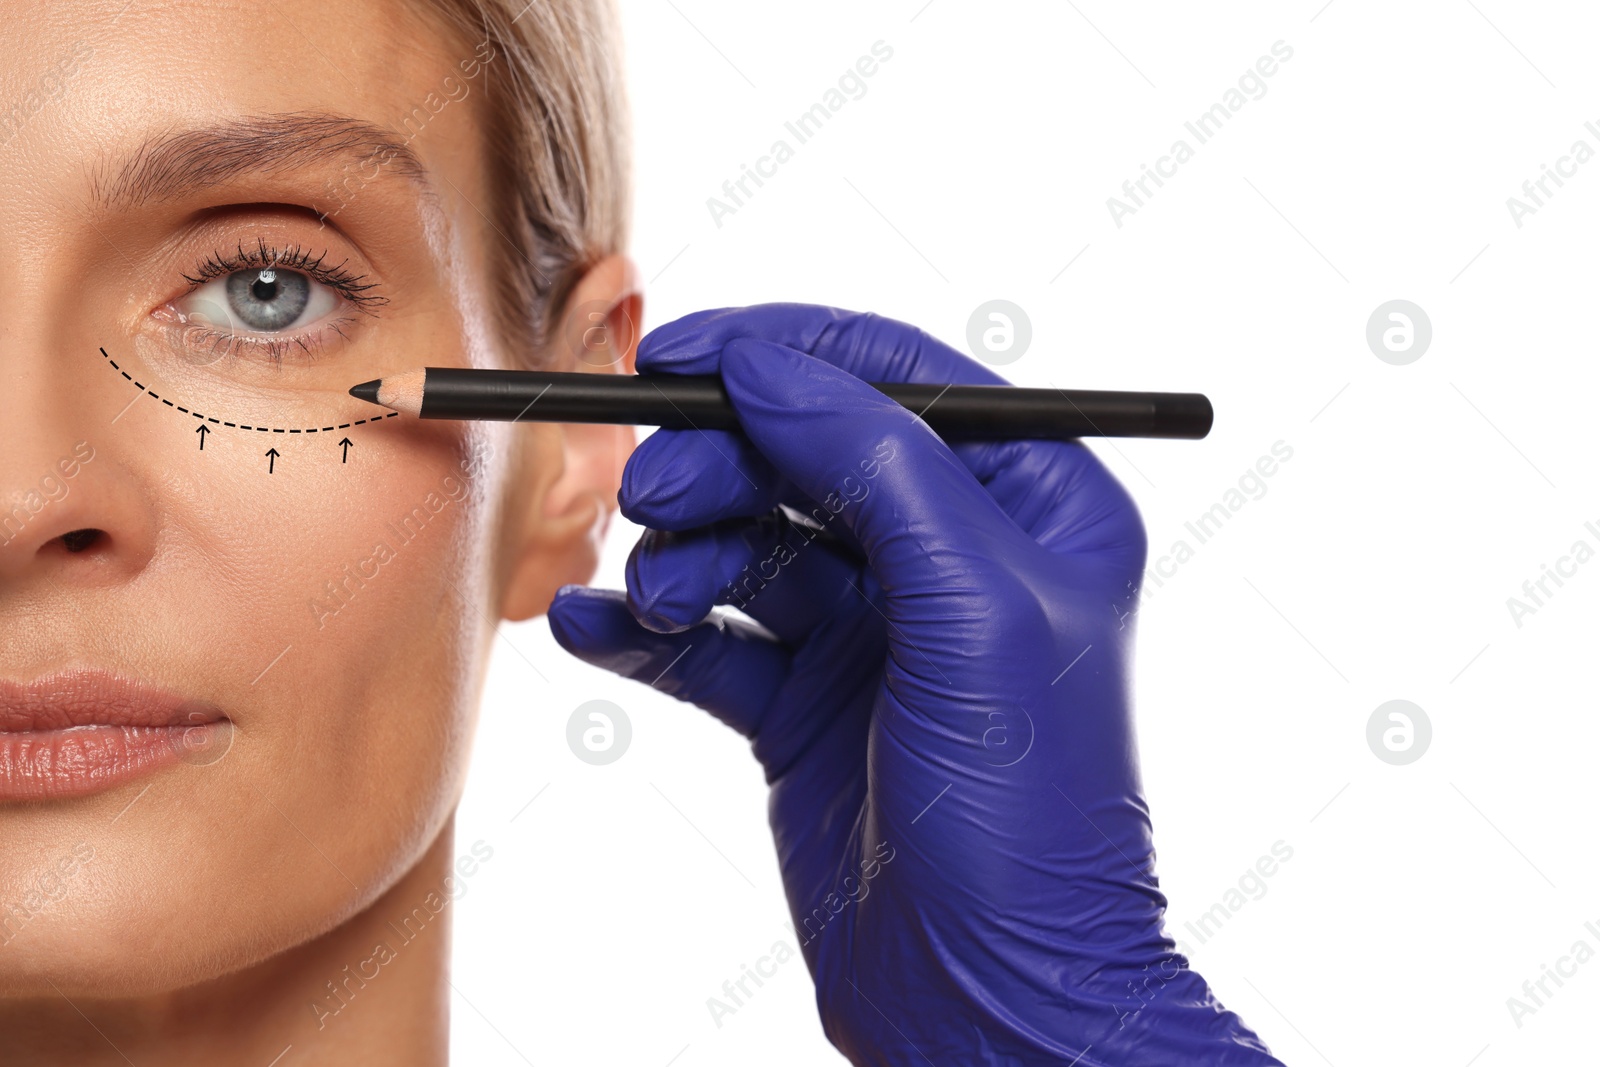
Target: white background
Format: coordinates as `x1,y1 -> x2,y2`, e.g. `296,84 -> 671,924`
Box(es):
452,2 -> 1600,1063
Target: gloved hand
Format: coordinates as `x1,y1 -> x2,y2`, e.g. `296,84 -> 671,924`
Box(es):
548,304 -> 1283,1066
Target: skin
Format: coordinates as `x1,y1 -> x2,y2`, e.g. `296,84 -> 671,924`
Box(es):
0,1 -> 638,1062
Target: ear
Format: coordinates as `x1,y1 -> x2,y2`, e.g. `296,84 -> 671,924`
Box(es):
500,254 -> 641,622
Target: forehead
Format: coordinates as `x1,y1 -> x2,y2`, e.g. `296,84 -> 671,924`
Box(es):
0,0 -> 485,213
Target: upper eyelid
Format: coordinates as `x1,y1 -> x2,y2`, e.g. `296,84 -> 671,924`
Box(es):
176,240 -> 387,312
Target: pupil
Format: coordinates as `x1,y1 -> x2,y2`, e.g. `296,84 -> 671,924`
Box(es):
251,272 -> 278,301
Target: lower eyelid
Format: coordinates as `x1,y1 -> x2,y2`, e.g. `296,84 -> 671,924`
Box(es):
156,312 -> 361,367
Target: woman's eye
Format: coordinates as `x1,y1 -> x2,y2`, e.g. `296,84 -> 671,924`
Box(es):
175,268 -> 339,333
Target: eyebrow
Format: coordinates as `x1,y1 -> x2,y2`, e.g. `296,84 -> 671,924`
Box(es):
94,112 -> 430,211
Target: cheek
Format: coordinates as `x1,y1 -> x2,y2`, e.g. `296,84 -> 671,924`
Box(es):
169,414 -> 496,790
58,412 -> 500,991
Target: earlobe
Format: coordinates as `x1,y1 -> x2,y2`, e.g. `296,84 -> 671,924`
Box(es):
499,428 -> 622,624
499,254 -> 640,622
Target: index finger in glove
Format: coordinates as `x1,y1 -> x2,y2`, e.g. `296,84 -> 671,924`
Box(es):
624,304 -> 1002,534
637,303 -> 1009,388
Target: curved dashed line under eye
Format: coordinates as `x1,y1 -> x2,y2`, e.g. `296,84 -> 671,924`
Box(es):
99,347 -> 401,435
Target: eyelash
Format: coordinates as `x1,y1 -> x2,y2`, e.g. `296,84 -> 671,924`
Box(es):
174,239 -> 386,364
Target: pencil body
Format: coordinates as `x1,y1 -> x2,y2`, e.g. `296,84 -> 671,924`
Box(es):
410,368 -> 1213,440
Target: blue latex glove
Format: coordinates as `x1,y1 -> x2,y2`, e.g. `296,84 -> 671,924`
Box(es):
548,305 -> 1283,1066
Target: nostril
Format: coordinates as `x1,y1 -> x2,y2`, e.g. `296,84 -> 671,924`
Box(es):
59,529 -> 104,553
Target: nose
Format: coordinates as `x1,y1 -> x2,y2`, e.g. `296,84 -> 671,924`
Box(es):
0,164 -> 160,594
0,433 -> 158,589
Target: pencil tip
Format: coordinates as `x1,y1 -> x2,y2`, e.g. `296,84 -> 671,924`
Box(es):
350,379 -> 383,405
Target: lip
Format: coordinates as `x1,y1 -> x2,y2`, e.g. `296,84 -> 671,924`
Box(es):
0,670 -> 229,802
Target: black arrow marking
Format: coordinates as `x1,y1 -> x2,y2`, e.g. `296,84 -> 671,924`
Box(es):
339,437 -> 353,463
196,425 -> 210,451
265,448 -> 280,474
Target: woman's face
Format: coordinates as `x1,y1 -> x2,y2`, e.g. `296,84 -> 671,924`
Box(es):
0,0 -> 624,995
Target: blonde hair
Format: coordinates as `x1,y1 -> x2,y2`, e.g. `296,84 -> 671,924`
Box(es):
415,0 -> 631,363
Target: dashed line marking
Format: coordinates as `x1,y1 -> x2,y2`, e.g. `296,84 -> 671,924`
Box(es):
99,347 -> 399,434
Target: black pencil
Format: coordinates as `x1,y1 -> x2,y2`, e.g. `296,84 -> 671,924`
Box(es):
349,369 -> 1213,440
